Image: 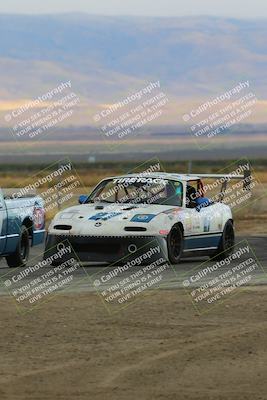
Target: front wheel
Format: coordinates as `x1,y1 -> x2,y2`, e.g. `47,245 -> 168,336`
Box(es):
167,224 -> 184,264
6,225 -> 30,268
212,220 -> 235,261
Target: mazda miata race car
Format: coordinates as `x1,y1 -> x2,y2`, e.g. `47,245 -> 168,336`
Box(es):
44,171 -> 250,265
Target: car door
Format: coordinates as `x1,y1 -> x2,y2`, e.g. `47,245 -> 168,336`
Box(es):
183,180 -> 202,235
197,203 -> 222,233
184,207 -> 202,235
183,180 -> 222,250
0,192 -> 7,253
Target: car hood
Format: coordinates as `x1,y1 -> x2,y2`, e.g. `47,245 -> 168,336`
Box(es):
49,202 -> 180,236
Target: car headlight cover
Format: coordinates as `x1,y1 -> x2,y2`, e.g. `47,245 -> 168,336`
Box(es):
59,212 -> 76,219
131,214 -> 156,223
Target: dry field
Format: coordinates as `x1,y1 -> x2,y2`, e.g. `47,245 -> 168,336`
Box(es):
1,288 -> 267,400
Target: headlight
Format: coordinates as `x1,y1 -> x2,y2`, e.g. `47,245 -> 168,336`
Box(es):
131,214 -> 156,223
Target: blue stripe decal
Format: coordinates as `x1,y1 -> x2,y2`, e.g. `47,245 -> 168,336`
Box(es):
184,234 -> 221,250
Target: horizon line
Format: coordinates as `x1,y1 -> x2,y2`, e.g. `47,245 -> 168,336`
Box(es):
0,12 -> 266,21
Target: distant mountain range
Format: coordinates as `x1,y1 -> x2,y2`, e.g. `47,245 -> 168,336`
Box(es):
0,14 -> 267,128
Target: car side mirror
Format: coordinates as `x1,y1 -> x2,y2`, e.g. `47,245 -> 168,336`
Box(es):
79,195 -> 88,204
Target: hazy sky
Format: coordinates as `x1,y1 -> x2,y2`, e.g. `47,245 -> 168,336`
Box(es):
0,0 -> 267,18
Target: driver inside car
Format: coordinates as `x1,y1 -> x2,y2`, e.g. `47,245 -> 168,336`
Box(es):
186,184 -> 212,211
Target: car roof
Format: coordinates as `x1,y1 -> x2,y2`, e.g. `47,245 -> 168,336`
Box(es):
107,172 -> 201,182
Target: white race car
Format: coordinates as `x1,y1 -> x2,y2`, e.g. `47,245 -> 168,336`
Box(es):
45,171 -> 250,265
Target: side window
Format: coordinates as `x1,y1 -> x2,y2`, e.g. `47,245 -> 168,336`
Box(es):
186,181 -> 198,208
164,181 -> 183,206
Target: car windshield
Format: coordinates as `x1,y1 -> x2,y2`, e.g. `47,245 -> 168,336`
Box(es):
86,177 -> 183,206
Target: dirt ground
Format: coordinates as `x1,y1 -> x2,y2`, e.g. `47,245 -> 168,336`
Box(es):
1,287 -> 267,400
235,218 -> 267,235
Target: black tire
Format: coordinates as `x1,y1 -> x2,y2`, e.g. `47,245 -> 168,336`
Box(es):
167,224 -> 184,264
6,225 -> 30,268
212,220 -> 235,261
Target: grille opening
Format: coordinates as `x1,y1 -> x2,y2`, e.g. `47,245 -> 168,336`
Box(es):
54,225 -> 72,230
72,242 -> 121,254
124,227 -> 147,232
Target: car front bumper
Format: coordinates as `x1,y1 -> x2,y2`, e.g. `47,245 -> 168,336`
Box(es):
44,234 -> 168,264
